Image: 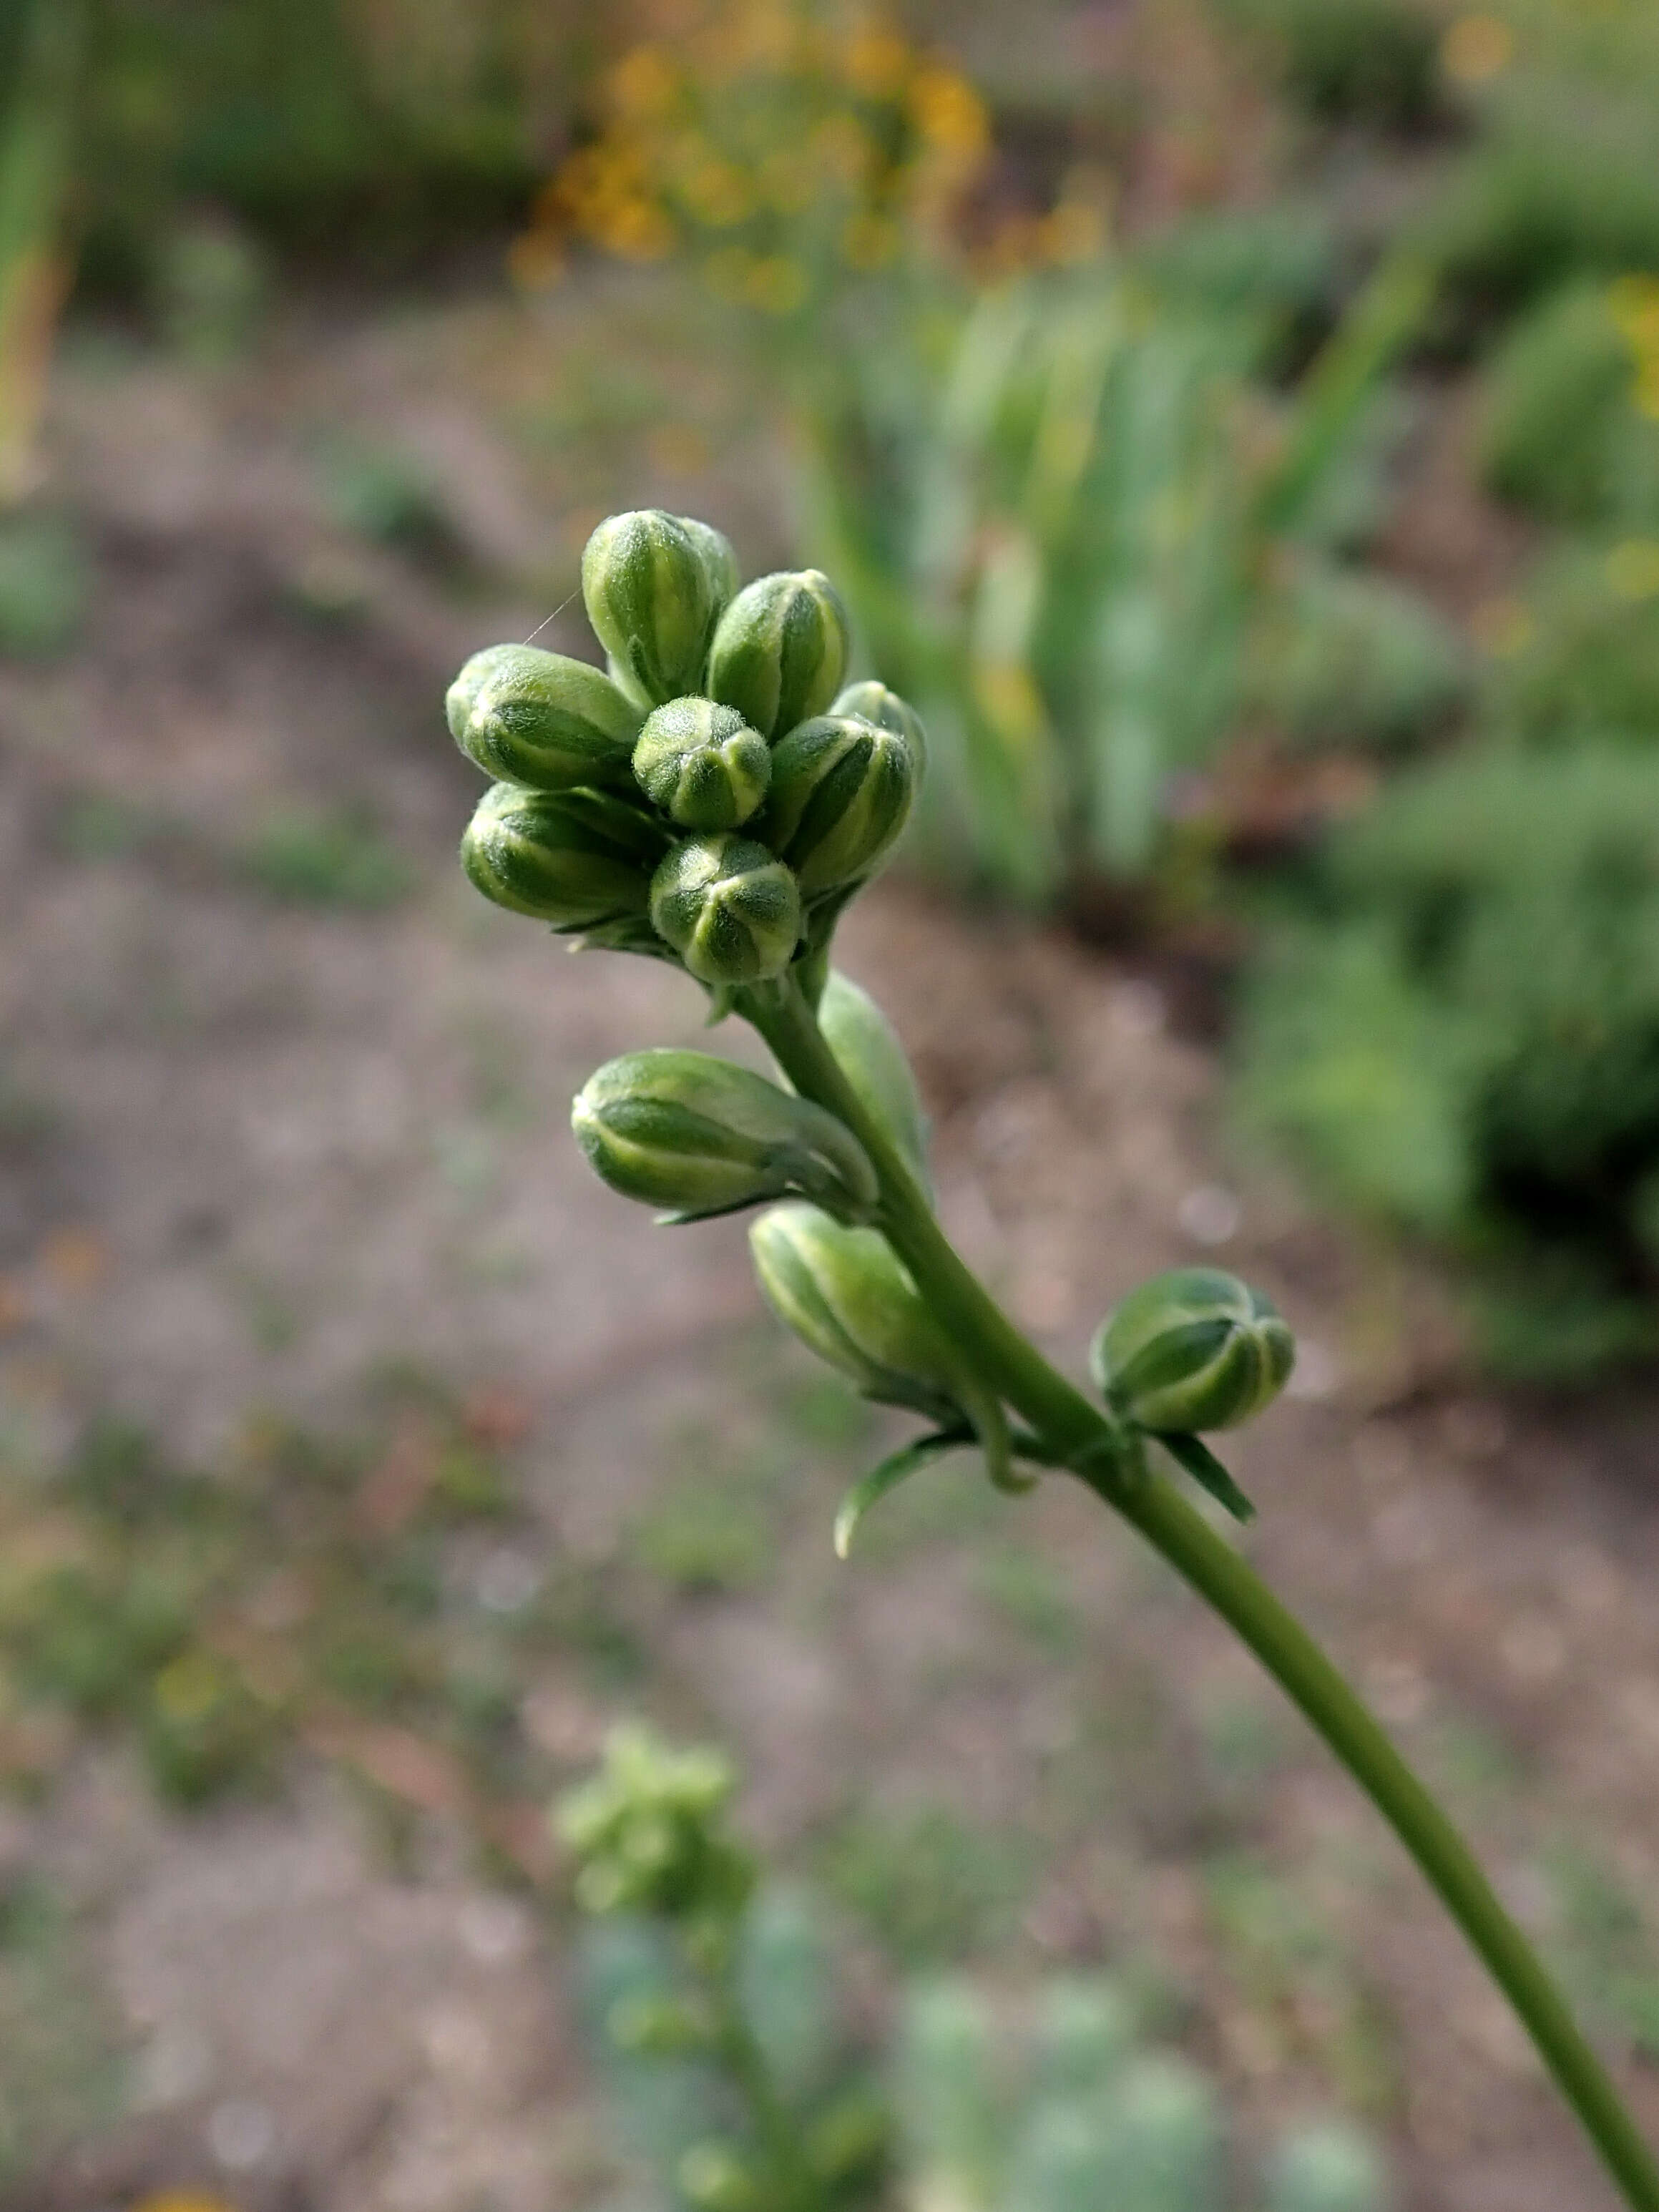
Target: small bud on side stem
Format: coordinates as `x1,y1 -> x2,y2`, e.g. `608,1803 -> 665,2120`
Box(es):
815,969 -> 932,1197
749,1203 -> 963,1421
1090,1267 -> 1295,1435
572,1049 -> 877,1223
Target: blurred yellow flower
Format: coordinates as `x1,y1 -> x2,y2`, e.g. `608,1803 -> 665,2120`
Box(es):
527,1 -> 995,303
1609,274 -> 1659,353
846,22 -> 912,97
682,156 -> 754,226
609,45 -> 681,120
1037,199 -> 1108,267
1442,14 -> 1514,84
908,66 -> 989,160
1605,538 -> 1659,599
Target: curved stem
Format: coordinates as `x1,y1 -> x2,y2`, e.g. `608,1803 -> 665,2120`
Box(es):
745,971 -> 1659,2212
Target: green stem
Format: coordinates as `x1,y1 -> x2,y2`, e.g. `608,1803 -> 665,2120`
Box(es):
745,971 -> 1659,2212
712,1969 -> 826,2211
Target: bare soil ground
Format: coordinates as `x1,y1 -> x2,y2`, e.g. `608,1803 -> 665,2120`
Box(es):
1,283 -> 1657,2212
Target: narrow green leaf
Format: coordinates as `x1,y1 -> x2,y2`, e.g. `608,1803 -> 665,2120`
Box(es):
1158,1431 -> 1258,1523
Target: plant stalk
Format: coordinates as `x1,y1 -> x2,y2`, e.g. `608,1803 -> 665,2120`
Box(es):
744,969 -> 1659,2212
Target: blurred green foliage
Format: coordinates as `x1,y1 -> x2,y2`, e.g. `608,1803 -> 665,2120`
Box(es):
1486,539 -> 1659,743
1421,4 -> 1659,322
0,507 -> 86,654
567,1726 -> 1395,2212
1215,0 -> 1442,132
804,245 -> 1457,903
1238,743 -> 1659,1374
71,0 -> 583,293
1479,280 -> 1659,527
0,1877 -> 123,2184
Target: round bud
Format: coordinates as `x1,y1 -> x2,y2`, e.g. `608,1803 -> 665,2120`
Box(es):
581,509 -> 717,705
557,1724 -> 752,1921
816,969 -> 932,1195
446,642 -> 642,790
461,781 -> 663,930
572,1049 -> 877,1223
632,698 -> 771,831
650,833 -> 802,986
675,514 -> 740,618
762,713 -> 915,896
749,1203 -> 963,1421
707,569 -> 850,740
831,679 -> 928,778
1089,1267 -> 1296,1434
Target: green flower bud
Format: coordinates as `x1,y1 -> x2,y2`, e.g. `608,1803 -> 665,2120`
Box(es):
831,678 -> 928,778
650,833 -> 802,985
1090,1267 -> 1296,1434
557,1725 -> 753,1921
461,780 -> 663,929
707,569 -> 850,740
572,1049 -> 877,1223
446,642 -> 642,790
749,1203 -> 963,1421
816,969 -> 932,1195
762,713 -> 915,896
675,514 -> 740,617
581,509 -> 716,705
632,697 -> 771,831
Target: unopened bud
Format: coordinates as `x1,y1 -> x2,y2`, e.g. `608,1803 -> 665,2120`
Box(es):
707,569 -> 849,740
650,833 -> 802,985
676,514 -> 741,617
461,782 -> 663,929
1090,1268 -> 1295,1434
632,697 -> 771,831
831,679 -> 928,778
763,713 -> 915,896
572,1049 -> 876,1223
749,1203 -> 963,1421
816,969 -> 931,1194
446,643 -> 642,790
582,509 -> 717,705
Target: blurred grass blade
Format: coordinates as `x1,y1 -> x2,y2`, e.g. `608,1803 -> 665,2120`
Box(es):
1255,249 -> 1435,538
0,0 -> 83,505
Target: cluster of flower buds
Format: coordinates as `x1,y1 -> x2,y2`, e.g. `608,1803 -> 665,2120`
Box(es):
451,509 -> 924,990
451,514 -> 1295,1538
